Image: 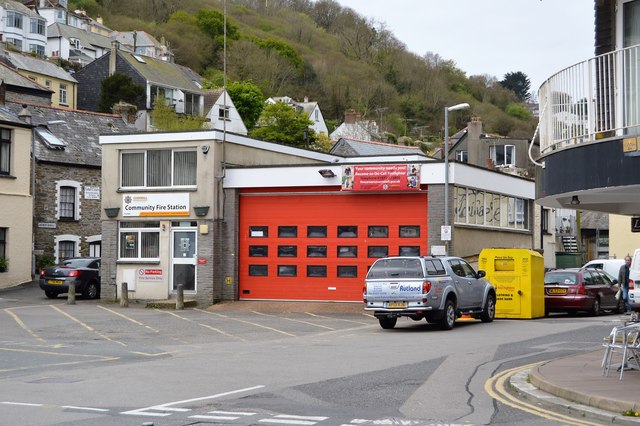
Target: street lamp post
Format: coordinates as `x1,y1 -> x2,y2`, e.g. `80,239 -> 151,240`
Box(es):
443,103 -> 470,252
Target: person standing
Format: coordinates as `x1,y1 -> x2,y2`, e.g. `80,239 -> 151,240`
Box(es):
618,255 -> 633,314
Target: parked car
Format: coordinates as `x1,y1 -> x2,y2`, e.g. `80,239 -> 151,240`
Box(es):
544,268 -> 624,316
626,249 -> 640,311
583,258 -> 625,279
39,258 -> 101,299
363,255 -> 496,330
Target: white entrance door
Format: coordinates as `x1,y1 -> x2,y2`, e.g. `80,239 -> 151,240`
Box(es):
171,229 -> 197,292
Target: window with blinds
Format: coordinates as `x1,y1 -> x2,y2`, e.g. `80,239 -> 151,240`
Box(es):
121,149 -> 196,188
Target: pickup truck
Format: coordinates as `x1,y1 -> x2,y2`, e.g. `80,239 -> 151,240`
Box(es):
363,255 -> 496,330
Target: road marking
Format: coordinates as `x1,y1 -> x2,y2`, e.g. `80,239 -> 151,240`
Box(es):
2,308 -> 45,342
304,312 -> 370,325
485,363 -> 603,426
98,305 -> 159,332
0,347 -> 119,373
63,406 -> 110,412
195,310 -> 297,337
251,311 -> 335,330
259,414 -> 329,425
49,305 -> 126,347
190,414 -> 241,420
208,410 -> 257,416
1,401 -> 44,407
157,309 -> 247,341
122,385 -> 265,417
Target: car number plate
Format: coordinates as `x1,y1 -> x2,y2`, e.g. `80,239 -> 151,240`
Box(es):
548,288 -> 567,295
387,301 -> 407,309
48,279 -> 64,285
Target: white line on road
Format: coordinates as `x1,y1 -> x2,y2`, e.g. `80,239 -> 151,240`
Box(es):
63,406 -> 110,412
1,401 -> 44,407
190,414 -> 240,420
208,410 -> 257,415
258,419 -> 317,425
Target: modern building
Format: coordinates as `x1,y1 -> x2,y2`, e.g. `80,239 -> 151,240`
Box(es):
536,0 -> 640,217
99,130 -> 535,306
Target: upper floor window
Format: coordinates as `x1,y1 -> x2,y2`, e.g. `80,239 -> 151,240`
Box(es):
6,38 -> 22,50
184,93 -> 200,116
30,18 -> 45,35
0,129 -> 11,175
489,145 -> 515,166
455,150 -> 468,162
55,9 -> 65,23
57,181 -> 81,220
121,149 -> 197,188
218,106 -> 230,120
59,84 -> 68,105
70,38 -> 80,49
7,11 -> 23,29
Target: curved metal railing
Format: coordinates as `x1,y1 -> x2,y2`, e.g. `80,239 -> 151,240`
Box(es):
539,43 -> 640,156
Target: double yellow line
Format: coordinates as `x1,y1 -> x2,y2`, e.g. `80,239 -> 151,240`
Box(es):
485,363 -> 604,426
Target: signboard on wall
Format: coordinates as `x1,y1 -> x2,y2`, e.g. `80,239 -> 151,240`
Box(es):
341,164 -> 420,191
632,217 -> 640,233
138,268 -> 164,282
123,193 -> 190,217
84,186 -> 100,199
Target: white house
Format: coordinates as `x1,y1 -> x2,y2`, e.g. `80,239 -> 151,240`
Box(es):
266,96 -> 329,135
204,89 -> 247,135
0,0 -> 47,57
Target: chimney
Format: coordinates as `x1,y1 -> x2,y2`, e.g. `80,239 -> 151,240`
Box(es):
344,109 -> 357,124
0,81 -> 6,105
111,101 -> 137,125
304,96 -> 308,102
486,158 -> 494,170
467,116 -> 483,141
18,104 -> 31,124
97,16 -> 103,24
109,41 -> 119,76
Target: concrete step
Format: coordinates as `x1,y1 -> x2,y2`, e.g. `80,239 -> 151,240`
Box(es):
144,299 -> 198,309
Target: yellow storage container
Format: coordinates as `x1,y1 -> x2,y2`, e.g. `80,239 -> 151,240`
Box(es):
478,248 -> 545,319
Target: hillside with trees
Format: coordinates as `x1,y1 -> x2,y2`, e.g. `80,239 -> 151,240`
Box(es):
70,0 -> 537,149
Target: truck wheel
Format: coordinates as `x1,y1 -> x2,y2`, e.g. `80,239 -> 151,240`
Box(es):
480,293 -> 496,323
378,317 -> 397,329
440,299 -> 456,330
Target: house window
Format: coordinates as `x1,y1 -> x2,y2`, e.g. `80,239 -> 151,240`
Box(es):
45,80 -> 51,88
89,241 -> 101,257
218,106 -> 230,120
542,208 -> 550,233
119,222 -> 160,260
6,38 -> 22,50
0,129 -> 11,175
55,9 -> 65,23
30,18 -> 45,35
489,145 -> 515,166
456,150 -> 468,162
29,44 -> 45,56
150,85 -> 173,108
454,186 -> 530,231
59,84 -> 68,105
184,93 -> 200,115
0,228 -> 6,258
56,181 -> 81,220
7,11 -> 23,29
121,149 -> 197,188
58,241 -> 75,260
54,234 -> 81,262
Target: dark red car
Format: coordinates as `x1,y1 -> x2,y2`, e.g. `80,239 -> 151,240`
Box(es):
39,258 -> 101,299
544,268 -> 624,316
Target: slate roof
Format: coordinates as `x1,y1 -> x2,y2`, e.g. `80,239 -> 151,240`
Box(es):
117,50 -> 204,93
0,51 -> 77,83
0,104 -> 30,126
111,31 -> 161,49
4,101 -> 136,167
203,88 -> 224,115
48,22 -> 113,51
0,61 -> 52,93
330,138 -> 427,157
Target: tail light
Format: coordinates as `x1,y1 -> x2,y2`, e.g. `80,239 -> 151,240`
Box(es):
630,279 -> 635,290
577,284 -> 587,295
39,269 -> 45,278
362,285 -> 367,303
68,270 -> 79,278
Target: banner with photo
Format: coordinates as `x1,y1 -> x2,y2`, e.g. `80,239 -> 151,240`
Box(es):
341,164 -> 420,191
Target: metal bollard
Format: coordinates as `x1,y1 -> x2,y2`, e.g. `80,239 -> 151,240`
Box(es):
176,284 -> 184,310
67,282 -> 76,305
120,282 -> 129,308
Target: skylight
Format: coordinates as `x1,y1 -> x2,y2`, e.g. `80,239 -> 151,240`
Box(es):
35,127 -> 66,149
132,54 -> 146,64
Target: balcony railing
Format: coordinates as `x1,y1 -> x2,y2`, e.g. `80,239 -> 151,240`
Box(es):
539,43 -> 640,156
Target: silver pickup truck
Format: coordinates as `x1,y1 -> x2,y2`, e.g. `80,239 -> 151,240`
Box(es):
363,255 -> 496,330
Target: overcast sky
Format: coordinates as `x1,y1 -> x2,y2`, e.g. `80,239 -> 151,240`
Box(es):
333,0 -> 595,94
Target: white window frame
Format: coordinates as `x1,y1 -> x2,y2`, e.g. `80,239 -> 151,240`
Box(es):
6,11 -> 23,29
0,128 -> 11,175
54,234 -> 81,263
59,84 -> 68,105
30,18 -> 45,35
118,222 -> 161,261
56,180 -> 81,220
120,148 -> 197,189
87,235 -> 102,257
454,185 -> 530,231
455,150 -> 468,162
489,144 -> 516,166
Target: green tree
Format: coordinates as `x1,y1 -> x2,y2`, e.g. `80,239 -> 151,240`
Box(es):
500,71 -> 531,102
250,102 -> 316,147
98,73 -> 145,113
227,80 -> 265,129
151,99 -> 207,131
196,9 -> 239,45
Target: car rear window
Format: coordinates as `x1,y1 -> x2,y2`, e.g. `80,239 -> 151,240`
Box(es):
544,272 -> 577,285
367,258 -> 424,279
61,259 -> 94,268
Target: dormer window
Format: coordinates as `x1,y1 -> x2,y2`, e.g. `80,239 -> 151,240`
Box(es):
70,38 -> 80,49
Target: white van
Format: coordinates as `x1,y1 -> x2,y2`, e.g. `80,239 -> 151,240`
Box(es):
628,250 -> 640,310
582,258 -> 625,281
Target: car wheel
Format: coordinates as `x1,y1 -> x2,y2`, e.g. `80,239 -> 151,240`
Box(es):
591,297 -> 601,316
440,299 -> 456,330
44,290 -> 58,299
616,297 -> 626,314
84,281 -> 99,299
480,293 -> 496,323
378,317 -> 397,330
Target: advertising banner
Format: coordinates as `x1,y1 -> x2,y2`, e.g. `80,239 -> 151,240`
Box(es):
123,193 -> 190,217
341,164 -> 420,191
